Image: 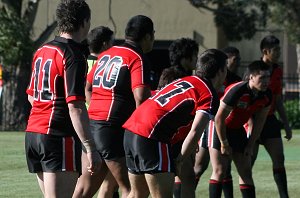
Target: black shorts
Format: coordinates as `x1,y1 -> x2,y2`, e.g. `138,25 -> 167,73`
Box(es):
25,132 -> 82,173
89,119 -> 125,160
258,114 -> 282,143
206,121 -> 248,153
124,130 -> 175,174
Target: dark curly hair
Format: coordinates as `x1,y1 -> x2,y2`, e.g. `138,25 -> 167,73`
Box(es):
168,38 -> 199,66
87,26 -> 114,54
195,49 -> 227,79
56,0 -> 91,33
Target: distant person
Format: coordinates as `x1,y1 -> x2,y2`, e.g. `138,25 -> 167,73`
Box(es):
25,0 -> 101,197
123,49 -> 227,198
251,35 -> 292,198
86,26 -> 114,72
207,60 -> 271,198
73,15 -> 154,198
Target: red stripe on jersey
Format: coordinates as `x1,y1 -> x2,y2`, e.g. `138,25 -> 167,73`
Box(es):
64,137 -> 75,171
159,143 -> 170,172
66,95 -> 85,103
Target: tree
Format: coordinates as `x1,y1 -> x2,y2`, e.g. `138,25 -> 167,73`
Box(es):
0,0 -> 57,130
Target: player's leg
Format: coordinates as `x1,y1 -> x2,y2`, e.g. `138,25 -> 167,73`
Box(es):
127,173 -> 149,198
229,128 -> 255,198
106,158 -> 130,198
194,131 -> 210,189
44,171 -> 79,198
209,147 -> 229,198
222,159 -> 233,198
179,153 -> 196,198
262,115 -> 289,198
232,151 -> 255,198
36,173 -> 45,195
73,151 -> 108,197
145,172 -> 175,198
264,138 -> 288,198
97,171 -> 119,198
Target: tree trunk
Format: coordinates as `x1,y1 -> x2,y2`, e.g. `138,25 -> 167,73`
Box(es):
296,43 -> 300,107
1,63 -> 31,131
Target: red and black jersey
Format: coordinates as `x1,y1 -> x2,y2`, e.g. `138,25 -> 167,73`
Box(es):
218,69 -> 242,97
123,76 -> 219,143
26,36 -> 90,136
221,81 -> 272,129
268,64 -> 282,115
87,42 -> 151,126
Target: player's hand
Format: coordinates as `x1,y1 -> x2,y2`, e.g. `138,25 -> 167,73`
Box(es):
284,129 -> 292,141
221,144 -> 232,156
86,151 -> 102,175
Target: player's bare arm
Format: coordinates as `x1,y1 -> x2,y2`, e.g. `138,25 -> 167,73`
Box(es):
68,100 -> 102,174
133,86 -> 151,107
85,81 -> 92,105
27,94 -> 34,106
215,101 -> 232,155
275,94 -> 293,140
245,105 -> 270,156
177,111 -> 210,175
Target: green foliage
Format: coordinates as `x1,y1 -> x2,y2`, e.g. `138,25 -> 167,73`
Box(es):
268,0 -> 300,44
284,100 -> 300,128
0,8 -> 33,66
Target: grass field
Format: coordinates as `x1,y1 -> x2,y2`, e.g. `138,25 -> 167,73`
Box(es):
0,131 -> 299,197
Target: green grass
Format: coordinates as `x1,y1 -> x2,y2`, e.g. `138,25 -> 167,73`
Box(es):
0,131 -> 299,197
196,130 -> 300,197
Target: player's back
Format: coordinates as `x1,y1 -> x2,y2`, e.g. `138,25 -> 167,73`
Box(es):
87,43 -> 149,125
123,76 -> 219,143
26,37 -> 88,136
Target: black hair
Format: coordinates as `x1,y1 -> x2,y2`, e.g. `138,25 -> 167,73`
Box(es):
169,38 -> 199,66
222,46 -> 240,55
87,26 -> 113,54
56,0 -> 91,33
243,60 -> 270,80
260,35 -> 280,51
125,15 -> 154,42
157,67 -> 187,90
195,49 -> 227,79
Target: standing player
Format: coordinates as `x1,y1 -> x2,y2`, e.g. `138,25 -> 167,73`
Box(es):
86,26 -> 119,198
207,60 -> 272,198
73,15 -> 154,198
123,49 -> 228,198
25,0 -> 101,197
194,46 -> 242,198
252,35 -> 292,198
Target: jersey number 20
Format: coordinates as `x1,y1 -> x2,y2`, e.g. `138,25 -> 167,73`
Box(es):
93,55 -> 123,89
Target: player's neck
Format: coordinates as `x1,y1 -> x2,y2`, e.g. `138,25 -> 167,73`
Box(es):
60,32 -> 83,43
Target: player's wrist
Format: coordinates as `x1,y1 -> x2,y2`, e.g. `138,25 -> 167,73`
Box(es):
220,139 -> 229,147
82,139 -> 97,153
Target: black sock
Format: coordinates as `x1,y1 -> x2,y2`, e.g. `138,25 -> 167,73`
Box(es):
240,184 -> 255,198
195,176 -> 200,190
273,168 -> 289,198
173,181 -> 181,198
222,177 -> 233,198
209,179 -> 222,198
112,191 -> 119,198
